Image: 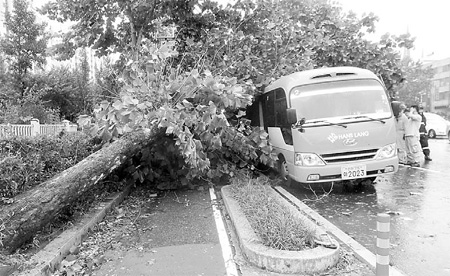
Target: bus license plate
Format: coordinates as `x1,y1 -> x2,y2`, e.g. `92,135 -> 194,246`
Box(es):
341,164 -> 367,180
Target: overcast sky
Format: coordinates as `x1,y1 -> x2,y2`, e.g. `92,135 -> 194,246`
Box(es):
337,0 -> 450,61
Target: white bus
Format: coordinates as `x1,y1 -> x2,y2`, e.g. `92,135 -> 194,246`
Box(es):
248,67 -> 398,185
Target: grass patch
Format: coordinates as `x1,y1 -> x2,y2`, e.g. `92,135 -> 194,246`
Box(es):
229,173 -> 316,251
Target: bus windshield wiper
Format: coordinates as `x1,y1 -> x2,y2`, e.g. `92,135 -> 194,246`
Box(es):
343,115 -> 386,124
303,119 -> 347,128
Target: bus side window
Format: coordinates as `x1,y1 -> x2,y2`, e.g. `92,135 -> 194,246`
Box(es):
263,91 -> 276,129
261,88 -> 292,145
247,98 -> 261,127
275,89 -> 293,145
275,89 -> 288,126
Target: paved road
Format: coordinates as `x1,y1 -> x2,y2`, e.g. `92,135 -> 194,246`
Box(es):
284,139 -> 450,276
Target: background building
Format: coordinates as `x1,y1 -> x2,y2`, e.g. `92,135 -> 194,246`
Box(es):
423,57 -> 450,117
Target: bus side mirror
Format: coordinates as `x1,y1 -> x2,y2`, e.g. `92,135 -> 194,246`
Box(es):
287,109 -> 297,125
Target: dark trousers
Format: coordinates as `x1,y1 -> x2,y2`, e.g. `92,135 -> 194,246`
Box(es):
420,134 -> 430,157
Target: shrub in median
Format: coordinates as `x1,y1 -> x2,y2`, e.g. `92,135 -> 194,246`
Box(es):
0,132 -> 101,200
229,173 -> 316,251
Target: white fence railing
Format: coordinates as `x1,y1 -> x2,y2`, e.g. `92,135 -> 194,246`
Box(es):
0,119 -> 78,138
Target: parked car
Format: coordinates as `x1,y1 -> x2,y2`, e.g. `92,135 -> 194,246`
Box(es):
424,112 -> 450,139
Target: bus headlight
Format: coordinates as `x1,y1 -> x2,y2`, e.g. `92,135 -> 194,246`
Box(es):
294,153 -> 326,166
375,143 -> 396,159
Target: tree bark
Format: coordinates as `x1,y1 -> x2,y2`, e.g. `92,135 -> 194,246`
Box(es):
0,128 -> 158,254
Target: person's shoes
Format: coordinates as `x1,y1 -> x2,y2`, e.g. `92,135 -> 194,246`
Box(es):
425,156 -> 432,161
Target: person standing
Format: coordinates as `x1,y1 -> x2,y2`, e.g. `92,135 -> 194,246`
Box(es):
403,106 -> 422,167
417,106 -> 432,161
395,103 -> 408,164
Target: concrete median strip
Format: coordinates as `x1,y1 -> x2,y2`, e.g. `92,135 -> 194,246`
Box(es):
273,186 -> 408,276
221,185 -> 340,274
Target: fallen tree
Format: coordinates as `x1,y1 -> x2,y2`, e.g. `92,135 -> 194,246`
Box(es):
1,0 -> 412,253
0,128 -> 157,254
0,44 -> 275,254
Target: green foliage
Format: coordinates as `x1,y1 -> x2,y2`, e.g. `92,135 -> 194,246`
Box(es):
78,40 -> 276,184
41,0 -> 413,91
229,173 -> 316,250
0,91 -> 60,124
0,101 -> 21,124
30,62 -> 95,121
77,48 -> 92,114
0,60 -> 15,103
122,134 -> 189,189
0,133 -> 101,200
92,57 -> 123,101
1,48 -> 96,123
40,0 -> 208,59
0,0 -> 48,98
181,0 -> 412,93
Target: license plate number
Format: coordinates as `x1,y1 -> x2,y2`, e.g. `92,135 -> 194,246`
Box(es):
341,164 -> 367,180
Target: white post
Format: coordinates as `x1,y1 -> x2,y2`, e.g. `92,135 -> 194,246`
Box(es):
30,118 -> 40,136
376,213 -> 390,276
62,120 -> 70,132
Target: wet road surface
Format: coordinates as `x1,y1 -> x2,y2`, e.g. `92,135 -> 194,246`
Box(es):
284,139 -> 450,276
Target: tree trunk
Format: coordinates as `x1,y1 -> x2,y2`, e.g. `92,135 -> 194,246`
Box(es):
0,128 -> 159,254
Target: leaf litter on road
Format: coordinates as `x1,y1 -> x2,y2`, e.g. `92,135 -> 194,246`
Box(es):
50,187 -> 161,276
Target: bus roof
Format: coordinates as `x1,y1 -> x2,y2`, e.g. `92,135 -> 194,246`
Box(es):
264,66 -> 382,92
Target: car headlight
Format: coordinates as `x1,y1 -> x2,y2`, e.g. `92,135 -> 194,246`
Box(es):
294,153 -> 326,166
375,143 -> 396,159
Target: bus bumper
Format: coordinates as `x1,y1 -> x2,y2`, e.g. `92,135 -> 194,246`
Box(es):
289,157 -> 398,184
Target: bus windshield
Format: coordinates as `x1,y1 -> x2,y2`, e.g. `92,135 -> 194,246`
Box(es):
290,79 -> 391,122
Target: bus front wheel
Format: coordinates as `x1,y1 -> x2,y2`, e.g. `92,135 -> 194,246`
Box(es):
278,156 -> 292,187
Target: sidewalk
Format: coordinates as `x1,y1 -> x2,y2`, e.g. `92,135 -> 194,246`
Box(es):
90,187 -> 228,276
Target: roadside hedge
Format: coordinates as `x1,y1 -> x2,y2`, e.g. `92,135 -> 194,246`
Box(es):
0,132 -> 101,201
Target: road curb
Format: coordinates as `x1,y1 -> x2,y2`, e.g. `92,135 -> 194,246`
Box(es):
21,184 -> 133,276
221,185 -> 340,274
273,186 -> 408,276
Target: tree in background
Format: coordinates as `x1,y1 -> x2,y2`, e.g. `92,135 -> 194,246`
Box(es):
396,56 -> 434,107
180,0 -> 414,95
92,57 -> 122,102
40,0 -> 211,59
0,0 -> 48,99
75,48 -> 93,115
28,58 -> 96,122
0,54 -> 13,106
41,0 -> 414,95
0,88 -> 61,124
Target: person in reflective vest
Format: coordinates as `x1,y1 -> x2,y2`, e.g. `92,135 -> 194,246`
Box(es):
417,105 -> 432,161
